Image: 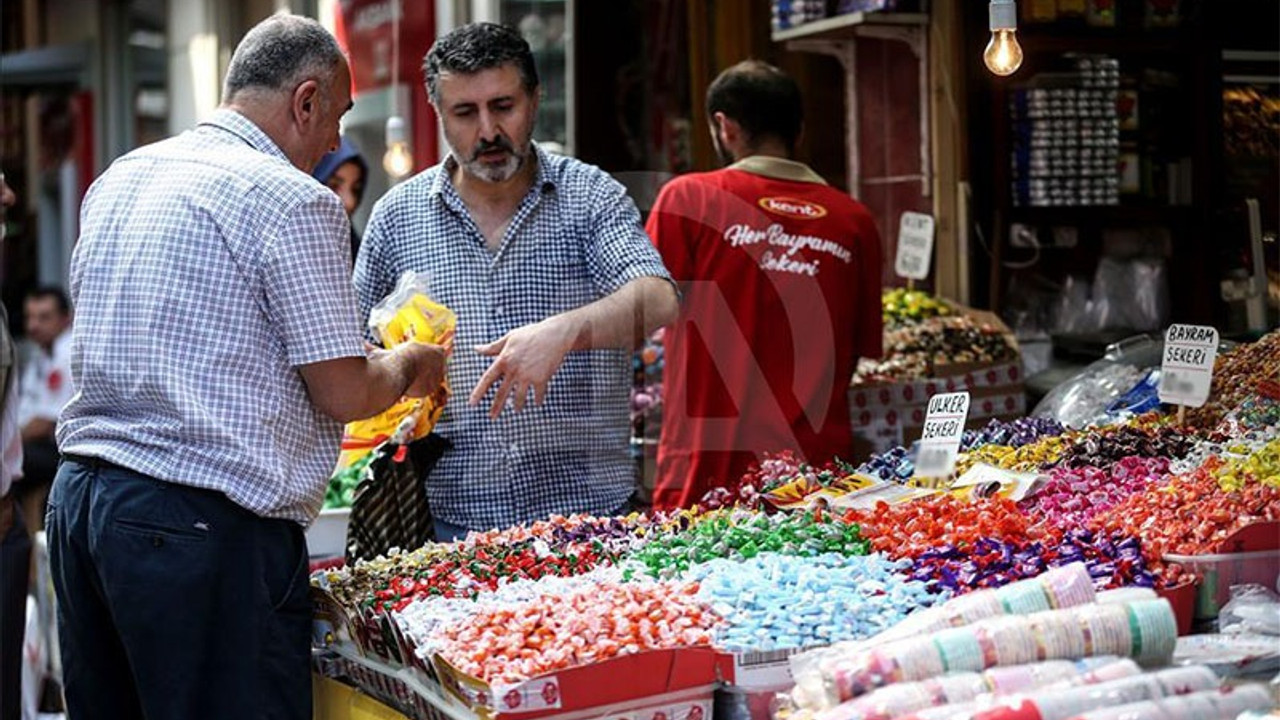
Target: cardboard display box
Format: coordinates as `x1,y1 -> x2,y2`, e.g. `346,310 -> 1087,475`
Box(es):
432,648 -> 730,720
315,643 -> 723,720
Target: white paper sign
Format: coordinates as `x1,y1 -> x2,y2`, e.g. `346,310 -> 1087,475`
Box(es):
895,211 -> 936,281
915,391 -> 970,478
1158,324 -> 1219,408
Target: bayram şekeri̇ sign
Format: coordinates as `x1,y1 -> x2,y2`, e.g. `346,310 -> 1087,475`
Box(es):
1157,324 -> 1219,409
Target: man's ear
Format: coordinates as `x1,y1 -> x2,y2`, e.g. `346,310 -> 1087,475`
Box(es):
292,79 -> 321,125
713,112 -> 743,145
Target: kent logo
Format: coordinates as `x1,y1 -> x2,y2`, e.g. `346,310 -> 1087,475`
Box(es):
758,196 -> 828,219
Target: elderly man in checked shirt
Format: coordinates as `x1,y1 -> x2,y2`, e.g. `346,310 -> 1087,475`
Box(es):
47,15 -> 446,720
355,23 -> 679,541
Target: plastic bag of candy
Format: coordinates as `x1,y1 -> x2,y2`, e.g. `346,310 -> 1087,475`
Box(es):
335,271 -> 456,471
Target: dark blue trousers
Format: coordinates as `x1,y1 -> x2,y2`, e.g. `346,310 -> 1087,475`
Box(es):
46,457 -> 312,720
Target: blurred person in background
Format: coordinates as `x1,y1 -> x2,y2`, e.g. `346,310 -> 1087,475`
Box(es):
0,169 -> 31,720
14,286 -> 72,533
313,135 -> 368,263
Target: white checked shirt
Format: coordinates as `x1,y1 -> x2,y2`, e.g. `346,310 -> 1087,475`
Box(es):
355,145 -> 671,530
58,110 -> 365,524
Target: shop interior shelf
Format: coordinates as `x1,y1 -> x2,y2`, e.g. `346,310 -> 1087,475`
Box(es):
771,11 -> 928,43
1016,27 -> 1192,56
1006,204 -> 1198,227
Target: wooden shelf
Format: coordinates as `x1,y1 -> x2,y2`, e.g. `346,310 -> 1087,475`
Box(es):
771,11 -> 927,43
1016,27 -> 1192,56
1006,204 -> 1197,226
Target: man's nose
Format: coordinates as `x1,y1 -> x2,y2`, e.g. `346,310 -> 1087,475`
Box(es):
478,110 -> 501,140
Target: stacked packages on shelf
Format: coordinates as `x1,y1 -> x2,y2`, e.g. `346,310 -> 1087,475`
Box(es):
311,330 -> 1280,720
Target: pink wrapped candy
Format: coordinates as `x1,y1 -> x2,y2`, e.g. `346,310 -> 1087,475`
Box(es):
1020,456 -> 1171,530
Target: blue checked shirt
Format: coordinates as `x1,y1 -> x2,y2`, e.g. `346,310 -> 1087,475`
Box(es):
354,145 -> 671,530
58,110 -> 365,524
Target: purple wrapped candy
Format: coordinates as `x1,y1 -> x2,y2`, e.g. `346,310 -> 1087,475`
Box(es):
910,530 -> 1157,595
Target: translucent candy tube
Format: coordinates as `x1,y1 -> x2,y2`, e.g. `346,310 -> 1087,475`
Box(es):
790,563 -> 1097,710
813,658 -> 1140,720
808,598 -> 1177,708
901,665 -> 1219,720
1065,685 -> 1273,720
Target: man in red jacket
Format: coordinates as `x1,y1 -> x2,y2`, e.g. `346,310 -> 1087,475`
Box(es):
646,60 -> 883,509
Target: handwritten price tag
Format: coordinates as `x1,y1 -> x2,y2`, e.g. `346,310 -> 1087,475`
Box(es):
1158,324 -> 1218,408
915,391 -> 970,478
895,211 -> 935,281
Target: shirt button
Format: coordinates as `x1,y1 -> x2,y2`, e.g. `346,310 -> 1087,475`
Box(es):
153,536 -> 164,548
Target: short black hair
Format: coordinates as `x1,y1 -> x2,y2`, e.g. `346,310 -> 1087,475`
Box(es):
422,22 -> 539,105
706,60 -> 803,152
26,286 -> 70,315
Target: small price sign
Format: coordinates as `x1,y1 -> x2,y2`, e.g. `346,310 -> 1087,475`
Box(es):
894,211 -> 936,281
1158,324 -> 1218,409
915,391 -> 970,478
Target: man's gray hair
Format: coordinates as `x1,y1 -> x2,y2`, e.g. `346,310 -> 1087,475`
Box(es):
223,14 -> 344,102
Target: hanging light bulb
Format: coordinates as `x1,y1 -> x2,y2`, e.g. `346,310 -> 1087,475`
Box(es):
383,115 -> 413,179
984,0 -> 1024,76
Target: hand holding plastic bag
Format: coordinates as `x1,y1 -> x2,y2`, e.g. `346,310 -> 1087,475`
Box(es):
336,272 -> 456,470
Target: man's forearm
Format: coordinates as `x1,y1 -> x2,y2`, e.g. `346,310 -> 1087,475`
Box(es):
555,276 -> 678,351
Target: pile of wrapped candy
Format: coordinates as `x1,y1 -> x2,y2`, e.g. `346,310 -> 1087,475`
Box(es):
310,330 -> 1280,709
317,508 -> 949,687
881,288 -> 954,327
855,290 -> 1019,383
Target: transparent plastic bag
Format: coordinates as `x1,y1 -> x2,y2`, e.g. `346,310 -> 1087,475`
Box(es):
1031,335 -> 1161,429
1092,257 -> 1169,332
1219,584 -> 1280,636
335,271 -> 456,471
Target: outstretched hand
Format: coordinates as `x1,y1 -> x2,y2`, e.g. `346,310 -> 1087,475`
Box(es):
469,318 -> 576,419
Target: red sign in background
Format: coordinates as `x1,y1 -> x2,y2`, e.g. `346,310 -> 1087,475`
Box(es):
334,0 -> 439,169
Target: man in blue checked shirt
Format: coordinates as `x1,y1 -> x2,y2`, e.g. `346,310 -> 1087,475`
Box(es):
355,23 -> 679,541
48,15 -> 446,720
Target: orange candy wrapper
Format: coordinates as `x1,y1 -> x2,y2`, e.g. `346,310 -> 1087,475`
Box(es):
335,272 -> 456,471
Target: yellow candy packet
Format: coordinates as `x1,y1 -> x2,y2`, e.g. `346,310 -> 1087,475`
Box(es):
335,271 -> 456,471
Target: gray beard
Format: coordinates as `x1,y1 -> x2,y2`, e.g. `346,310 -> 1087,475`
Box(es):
462,151 -> 524,183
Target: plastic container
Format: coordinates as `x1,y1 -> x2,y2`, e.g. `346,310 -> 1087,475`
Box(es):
1154,579 -> 1197,636
1164,549 -> 1280,620
306,507 -> 352,559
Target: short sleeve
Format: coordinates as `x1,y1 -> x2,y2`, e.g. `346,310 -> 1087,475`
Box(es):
261,193 -> 365,367
645,178 -> 698,283
585,172 -> 674,296
353,195 -> 400,343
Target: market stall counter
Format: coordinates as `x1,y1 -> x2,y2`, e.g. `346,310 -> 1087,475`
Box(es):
311,329 -> 1280,720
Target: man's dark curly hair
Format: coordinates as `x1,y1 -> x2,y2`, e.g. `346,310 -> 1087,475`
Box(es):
423,22 -> 540,105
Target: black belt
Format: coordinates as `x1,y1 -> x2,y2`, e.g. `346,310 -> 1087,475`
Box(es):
62,454 -> 124,471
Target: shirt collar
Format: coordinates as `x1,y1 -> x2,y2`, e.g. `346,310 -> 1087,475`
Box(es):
198,109 -> 292,164
431,141 -> 559,201
728,155 -> 828,185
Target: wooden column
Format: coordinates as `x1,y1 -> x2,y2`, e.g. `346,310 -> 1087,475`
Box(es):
929,0 -> 970,304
